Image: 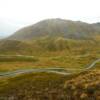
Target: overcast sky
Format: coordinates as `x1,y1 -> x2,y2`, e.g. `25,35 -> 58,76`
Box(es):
0,0 -> 100,37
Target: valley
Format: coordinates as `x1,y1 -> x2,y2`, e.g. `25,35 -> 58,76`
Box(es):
0,18 -> 100,100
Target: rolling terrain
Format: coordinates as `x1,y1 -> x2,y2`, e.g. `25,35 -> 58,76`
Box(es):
0,18 -> 100,99
0,18 -> 99,55
8,18 -> 100,40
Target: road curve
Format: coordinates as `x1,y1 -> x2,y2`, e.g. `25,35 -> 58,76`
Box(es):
0,68 -> 70,77
85,58 -> 100,70
0,57 -> 100,78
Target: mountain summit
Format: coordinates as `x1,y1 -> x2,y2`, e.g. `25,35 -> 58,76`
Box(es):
8,18 -> 100,40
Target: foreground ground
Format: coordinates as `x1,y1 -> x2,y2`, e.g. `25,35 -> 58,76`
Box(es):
0,53 -> 99,100
0,70 -> 99,100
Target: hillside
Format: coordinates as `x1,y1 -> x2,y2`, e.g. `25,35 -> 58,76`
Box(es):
0,70 -> 99,100
0,19 -> 100,100
0,18 -> 99,55
0,40 -> 34,55
8,18 -> 100,40
0,37 -> 100,56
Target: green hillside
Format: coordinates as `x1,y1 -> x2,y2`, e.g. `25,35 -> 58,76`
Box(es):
0,18 -> 99,55
0,37 -> 100,56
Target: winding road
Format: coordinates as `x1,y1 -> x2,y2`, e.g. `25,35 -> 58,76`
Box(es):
85,59 -> 100,69
0,68 -> 70,77
0,55 -> 100,77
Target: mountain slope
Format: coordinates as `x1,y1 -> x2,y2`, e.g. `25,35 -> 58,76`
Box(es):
0,40 -> 35,55
8,18 -> 100,40
0,37 -> 100,55
0,18 -> 100,55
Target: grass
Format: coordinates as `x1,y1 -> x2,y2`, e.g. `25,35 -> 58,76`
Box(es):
0,55 -> 38,62
0,72 -> 67,99
0,70 -> 99,100
0,53 -> 98,72
0,38 -> 99,99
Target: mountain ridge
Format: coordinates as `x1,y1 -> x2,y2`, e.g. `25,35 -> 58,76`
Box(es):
7,18 -> 100,40
0,18 -> 99,55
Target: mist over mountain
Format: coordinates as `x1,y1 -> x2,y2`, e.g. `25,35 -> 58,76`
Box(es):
0,33 -> 7,39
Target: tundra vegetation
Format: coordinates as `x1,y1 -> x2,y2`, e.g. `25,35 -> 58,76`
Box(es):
0,19 -> 100,99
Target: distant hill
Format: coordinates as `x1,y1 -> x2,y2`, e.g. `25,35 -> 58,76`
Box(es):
93,22 -> 100,26
0,18 -> 100,55
0,37 -> 99,55
8,18 -> 100,40
0,40 -> 35,55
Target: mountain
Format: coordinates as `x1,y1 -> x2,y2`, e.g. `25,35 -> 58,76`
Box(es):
93,22 -> 100,26
8,18 -> 100,40
0,19 -> 100,100
0,18 -> 100,55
